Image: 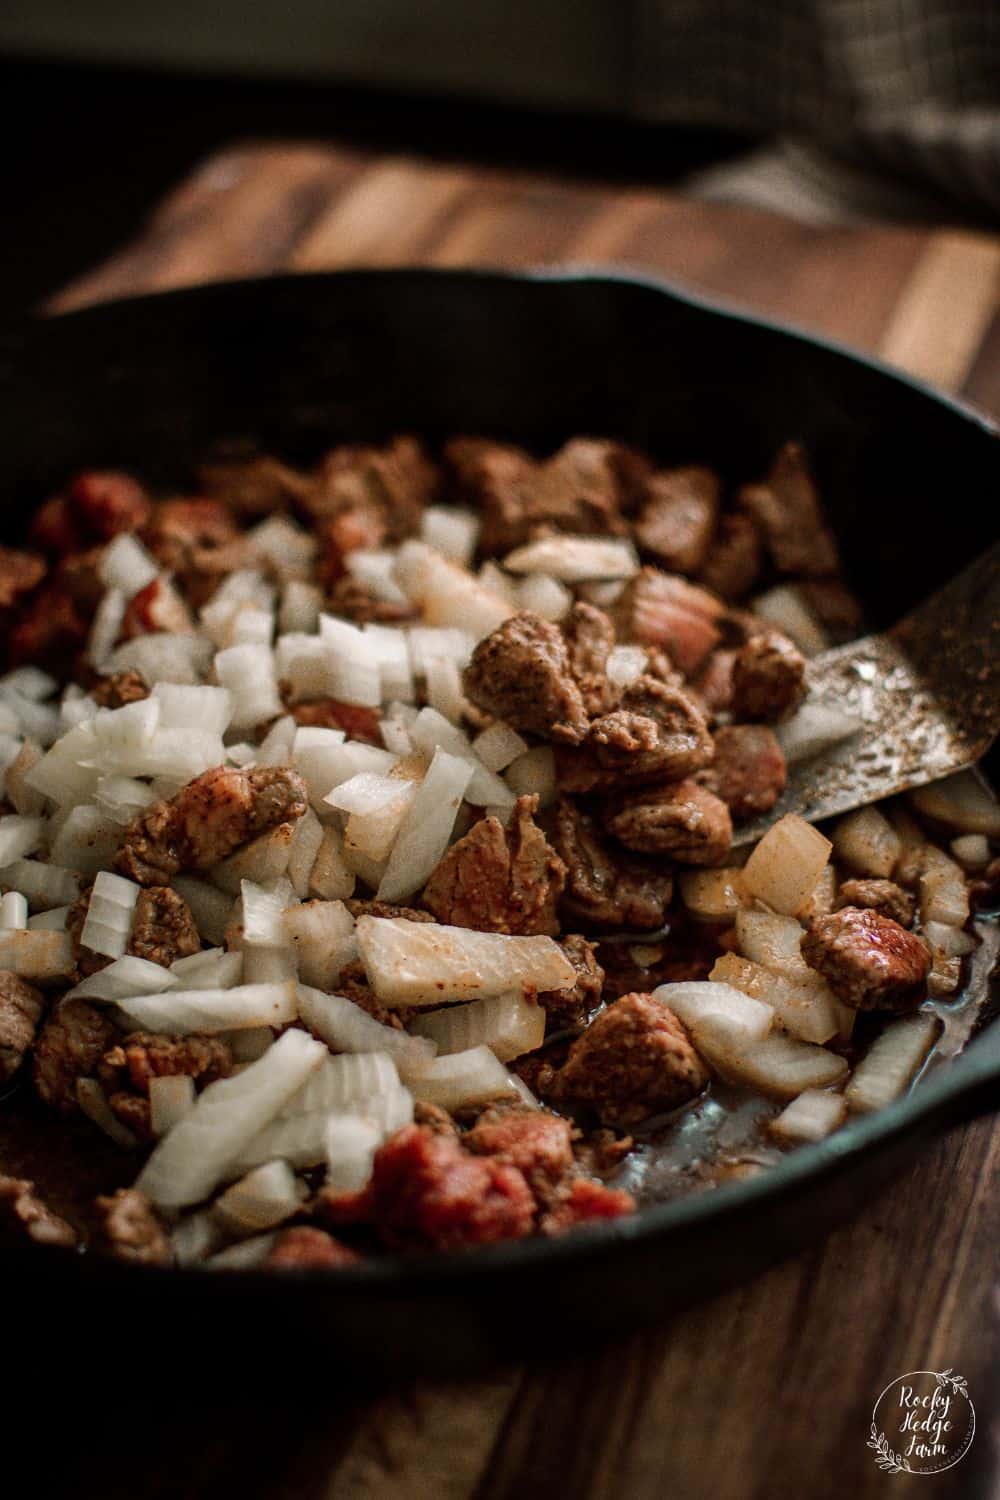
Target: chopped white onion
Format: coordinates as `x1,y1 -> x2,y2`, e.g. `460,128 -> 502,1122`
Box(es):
325,1115 -> 382,1191
708,952 -> 842,1045
256,713 -> 297,769
357,915 -> 576,1007
909,768 -> 1000,838
605,644 -> 648,689
279,579 -> 323,635
281,1051 -> 400,1116
67,954 -> 178,1003
213,1159 -> 305,1232
0,667 -> 57,703
318,615 -> 384,705
25,721 -> 102,806
408,707 -> 514,807
173,876 -> 235,946
502,535 -> 638,582
0,891 -> 27,930
296,984 -> 435,1079
421,506 -> 480,566
921,920 -> 976,958
950,833 -> 991,871
4,741 -> 45,816
248,514 -> 316,579
79,870 -> 141,960
117,981 -> 297,1035
831,806 -> 901,879
504,745 -> 557,807
742,814 -> 832,916
516,572 -> 572,622
214,643 -> 283,730
770,1088 -> 846,1143
152,681 -> 234,736
0,858 -> 80,910
410,991 -> 546,1063
395,541 -> 513,636
0,815 -> 45,867
411,1045 -> 523,1110
172,1209 -> 226,1266
170,947 -> 243,988
691,1017 -> 848,1100
108,632 -> 214,685
286,807 -> 324,899
376,749 -> 474,903
653,980 -> 773,1045
845,1013 -> 938,1113
136,1027 -> 326,1207
345,550 -> 411,608
49,806 -> 120,876
99,533 -> 160,597
28,906 -> 70,932
407,625 -> 475,679
477,561 -> 520,606
752,585 -> 830,656
87,588 -> 126,669
210,824 -> 296,895
241,946 -> 299,984
918,846 -> 970,928
149,1074 -> 197,1136
471,722 -> 529,774
240,879 -> 292,948
308,824 -> 356,901
736,909 -> 813,979
775,703 -> 863,765
93,774 -> 158,826
425,656 -> 467,724
283,900 -> 357,989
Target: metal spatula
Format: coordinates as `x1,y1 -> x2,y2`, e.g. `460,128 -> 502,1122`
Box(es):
733,541 -> 1000,845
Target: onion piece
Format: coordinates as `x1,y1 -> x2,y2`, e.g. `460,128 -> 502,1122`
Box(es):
516,573 -> 572,622
410,992 -> 546,1062
79,870 -> 141,960
214,643 -> 283,730
172,1209 -> 227,1266
25,721 -> 102,805
136,1027 -> 326,1207
909,768 -> 1000,838
425,656 -> 467,724
774,702 -> 862,765
76,1077 -> 139,1148
210,824 -> 297,896
205,1233 -> 277,1270
248,514 -> 317,579
286,807 -> 324,899
0,891 -> 27,930
170,947 -> 243,989
752,585 -> 830,656
28,906 -> 71,932
173,877 -> 235,946
99,533 -> 160,597
504,746 -> 557,807
257,713 -> 297,769
50,806 -> 120,877
296,984 -> 435,1078
411,1045 -> 523,1110
308,825 -> 356,901
87,588 -> 126,669
845,1012 -> 939,1113
152,682 -> 234,736
116,981 -> 298,1035
283,901 -> 357,989
279,580 -> 323,635
0,667 -> 57,703
0,928 -> 74,981
376,748 -> 474,903
240,879 -> 292,948
921,920 -> 976,958
770,1088 -> 846,1143
280,1052 -> 400,1116
67,954 -> 179,1003
108,632 -> 214,685
317,615 -> 384,706
831,806 -> 901,879
421,506 -> 480,566
408,707 -> 515,808
471,722 -> 529,774
357,915 -> 576,1007
950,834 -> 991,871
407,625 -> 475,679
4,740 -> 45,816
502,535 -> 638,582
394,541 -> 513,637
708,952 -> 841,1045
325,1115 -> 382,1191
212,1159 -> 306,1232
0,815 -> 46,867
652,980 -> 773,1044
918,846 -> 970,928
149,1074 -> 197,1137
735,909 -> 812,980
94,774 -> 158,826
345,551 -> 411,609
742,814 -> 832,917
605,645 -> 648,690
692,1017 -> 848,1099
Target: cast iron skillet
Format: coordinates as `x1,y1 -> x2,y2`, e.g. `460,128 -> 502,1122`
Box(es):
1,269 -> 998,1376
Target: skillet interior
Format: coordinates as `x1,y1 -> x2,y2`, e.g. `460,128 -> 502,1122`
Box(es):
0,268 -> 997,1374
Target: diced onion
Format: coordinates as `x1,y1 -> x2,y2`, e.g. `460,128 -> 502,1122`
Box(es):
774,703 -> 862,764
279,580 -> 323,635
692,1018 -> 848,1099
25,721 -> 102,806
502,535 -> 638,582
411,1045 -> 522,1110
504,746 -> 556,807
213,1159 -> 305,1232
421,506 -> 480,566
950,834 -> 991,871
410,992 -> 546,1062
172,1209 -> 226,1266
831,806 -> 901,879
409,707 -> 514,808
752,585 -> 830,656
283,901 -> 357,989
50,806 -> 120,877
108,633 -> 214,685
471,722 -> 529,774
87,588 -> 126,669
0,815 -> 46,867
376,748 -> 474,903
94,774 -> 159,826
0,667 -> 57,703
4,741 -> 45,816
921,920 -> 975,958
256,714 -> 297,769
605,645 -> 648,690
281,1051 -> 400,1116
652,980 -> 773,1045
708,953 -> 841,1045
308,825 -> 356,901
845,1013 -> 938,1113
117,981 -> 298,1034
136,1027 -> 326,1207
79,869 -> 140,960
28,906 -> 70,932
325,1116 -> 382,1191
99,533 -> 160,597
0,928 -> 74,981
248,514 -> 317,579
214,643 -> 283,730
356,915 -> 576,1007
0,891 -> 27,930
735,909 -> 812,980
345,551 -> 411,609
770,1088 -> 846,1143
742,814 -> 832,917
210,824 -> 296,895
425,656 -> 467,724
679,868 -> 746,923
152,682 -> 234,736
170,947 -> 243,989
909,768 -> 1000,838
0,858 -> 80,911
149,1074 -> 197,1137
286,807 -> 324,898
173,877 -> 235,946
67,954 -> 178,1003
240,879 -> 292,948
918,846 -> 970,928
516,573 -> 572,622
296,984 -> 435,1079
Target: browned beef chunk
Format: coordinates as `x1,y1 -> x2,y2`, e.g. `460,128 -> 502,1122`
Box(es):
633,466 -> 720,574
422,795 -> 566,936
289,698 -> 383,742
310,435 -> 438,539
0,546 -> 46,611
8,579 -> 89,671
140,498 -> 249,607
197,454 -> 314,519
614,568 -> 724,677
265,1226 -> 362,1269
32,999 -> 118,1114
736,442 -> 839,577
550,797 -> 673,931
556,677 -> 713,794
0,1175 -> 76,1248
697,512 -> 764,601
129,887 -> 202,968
99,1032 -> 232,1097
463,1106 -> 575,1203
835,878 -> 916,928
93,1188 -> 173,1265
444,437 -> 538,554
562,601 -> 619,717
0,971 -> 45,1083
463,612 -> 590,744
115,765 -> 308,885
703,724 -> 787,822
551,992 -> 709,1127
690,648 -> 737,719
730,628 -> 806,722
88,669 -> 149,708
801,907 -> 931,1010
604,778 -> 733,864
538,933 -> 605,1027
344,900 -> 435,923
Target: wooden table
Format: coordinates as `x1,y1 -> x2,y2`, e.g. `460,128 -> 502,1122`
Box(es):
50,144 -> 1000,1500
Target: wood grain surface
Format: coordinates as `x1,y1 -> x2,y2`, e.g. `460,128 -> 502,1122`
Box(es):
45,143 -> 1000,1500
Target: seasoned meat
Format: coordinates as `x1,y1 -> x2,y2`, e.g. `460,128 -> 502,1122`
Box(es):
634,466 -> 720,574
697,512 -> 763,601
325,574 -> 416,625
317,503 -> 388,585
605,778 -> 733,864
288,697 -> 382,743
198,454 -> 314,518
552,992 -> 709,1127
539,1177 -> 636,1233
265,1226 -> 362,1269
8,580 -> 89,670
66,887 -> 106,979
311,436 -> 438,539
93,1188 -> 173,1265
524,438 -> 639,538
0,546 -> 46,611
326,959 -> 404,1030
88,669 -> 149,708
115,765 -> 308,885
99,1032 -> 232,1097
344,899 -> 435,924
0,971 -> 45,1083
614,568 -> 723,676
730,628 -> 807,722
463,611 -> 591,744
551,797 -> 673,931
539,933 -> 605,1026
121,577 -> 194,639
703,724 -> 787,821
556,677 -> 713,794
129,886 -> 201,968
463,1106 -> 575,1201
562,601 -> 619,717
143,498 -> 248,607
690,648 -> 737,719
0,1175 -> 76,1248
422,794 -> 566,936
801,907 -> 931,1010
444,437 -> 537,554
318,1123 -> 537,1251
835,878 -> 916,928
32,999 -> 118,1113
736,442 -> 840,577
413,1100 -> 460,1138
